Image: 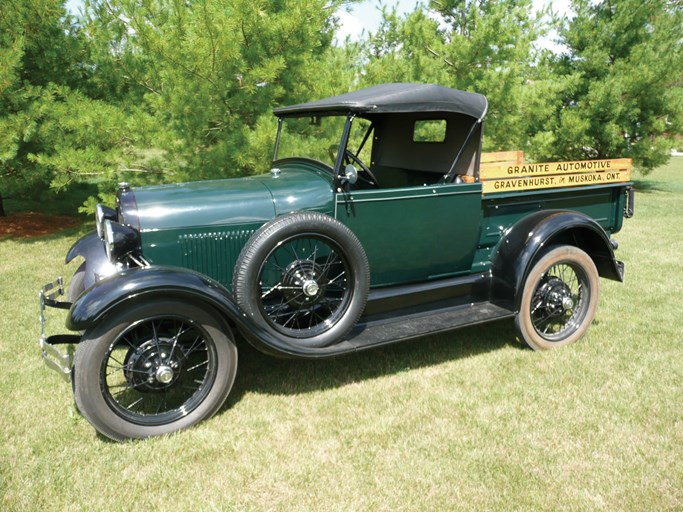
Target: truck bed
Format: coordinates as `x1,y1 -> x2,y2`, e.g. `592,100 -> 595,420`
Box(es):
470,151 -> 633,273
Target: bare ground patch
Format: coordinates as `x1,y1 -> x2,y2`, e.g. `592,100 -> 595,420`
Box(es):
0,212 -> 82,239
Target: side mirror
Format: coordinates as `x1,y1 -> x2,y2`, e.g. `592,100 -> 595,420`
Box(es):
344,164 -> 358,185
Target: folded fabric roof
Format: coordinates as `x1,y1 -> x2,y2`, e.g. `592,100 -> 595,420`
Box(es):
273,83 -> 488,121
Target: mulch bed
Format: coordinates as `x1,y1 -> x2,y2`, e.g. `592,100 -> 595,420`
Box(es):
0,212 -> 82,239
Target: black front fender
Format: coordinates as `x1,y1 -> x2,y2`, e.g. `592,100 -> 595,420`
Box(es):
491,210 -> 624,308
65,231 -> 116,289
68,266 -> 247,332
66,266 -> 356,359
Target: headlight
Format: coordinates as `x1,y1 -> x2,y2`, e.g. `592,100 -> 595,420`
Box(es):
103,220 -> 141,263
96,204 -> 117,239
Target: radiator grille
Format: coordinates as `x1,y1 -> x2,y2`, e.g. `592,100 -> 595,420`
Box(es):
178,229 -> 256,291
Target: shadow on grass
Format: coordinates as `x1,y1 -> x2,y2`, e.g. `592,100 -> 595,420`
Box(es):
223,318 -> 521,409
631,178 -> 666,194
72,321 -> 520,443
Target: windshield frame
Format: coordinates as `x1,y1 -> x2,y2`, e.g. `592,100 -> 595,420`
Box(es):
273,113 -> 357,189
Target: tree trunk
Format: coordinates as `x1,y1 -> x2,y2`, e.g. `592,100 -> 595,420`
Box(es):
0,193 -> 5,217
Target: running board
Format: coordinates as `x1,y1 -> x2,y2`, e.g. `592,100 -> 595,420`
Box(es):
342,302 -> 516,350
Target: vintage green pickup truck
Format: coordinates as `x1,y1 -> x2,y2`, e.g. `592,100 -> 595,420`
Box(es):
40,83 -> 634,440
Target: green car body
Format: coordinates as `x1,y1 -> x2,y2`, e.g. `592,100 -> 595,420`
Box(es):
134,166 -> 335,287
39,83 -> 634,441
131,163 -> 627,290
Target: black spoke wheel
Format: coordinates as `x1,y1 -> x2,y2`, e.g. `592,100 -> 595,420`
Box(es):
74,300 -> 237,441
258,234 -> 353,337
516,246 -> 599,350
234,213 -> 370,348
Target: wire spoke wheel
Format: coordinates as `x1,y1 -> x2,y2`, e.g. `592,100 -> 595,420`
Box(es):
530,262 -> 588,341
102,316 -> 216,426
233,212 -> 369,348
258,234 -> 352,338
516,245 -> 599,350
74,300 -> 237,441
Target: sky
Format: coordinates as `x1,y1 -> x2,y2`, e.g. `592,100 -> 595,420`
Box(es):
335,0 -> 571,41
335,0 -> 570,50
65,0 -> 569,50
335,0 -> 419,41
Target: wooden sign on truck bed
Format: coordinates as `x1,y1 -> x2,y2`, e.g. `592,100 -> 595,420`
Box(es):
479,151 -> 632,194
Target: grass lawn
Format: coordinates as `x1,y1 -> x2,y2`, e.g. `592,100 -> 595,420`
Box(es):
1,159 -> 681,511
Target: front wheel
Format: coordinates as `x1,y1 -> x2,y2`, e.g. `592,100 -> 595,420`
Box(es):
73,300 -> 237,441
515,246 -> 599,350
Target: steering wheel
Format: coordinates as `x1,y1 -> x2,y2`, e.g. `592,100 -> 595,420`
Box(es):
343,150 -> 380,188
328,144 -> 339,164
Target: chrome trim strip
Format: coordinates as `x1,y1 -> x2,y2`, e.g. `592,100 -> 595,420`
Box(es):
335,189 -> 480,205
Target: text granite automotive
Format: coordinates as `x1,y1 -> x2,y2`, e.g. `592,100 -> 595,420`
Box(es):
39,83 -> 634,440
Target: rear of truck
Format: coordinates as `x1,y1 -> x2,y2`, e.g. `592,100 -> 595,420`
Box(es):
470,151 -> 634,350
471,151 -> 634,274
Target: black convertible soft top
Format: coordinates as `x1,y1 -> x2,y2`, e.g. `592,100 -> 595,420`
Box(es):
274,83 -> 488,120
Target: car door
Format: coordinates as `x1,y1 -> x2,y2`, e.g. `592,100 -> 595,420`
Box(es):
335,182 -> 483,287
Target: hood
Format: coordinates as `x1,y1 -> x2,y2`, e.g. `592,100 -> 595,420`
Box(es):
124,167 -> 334,232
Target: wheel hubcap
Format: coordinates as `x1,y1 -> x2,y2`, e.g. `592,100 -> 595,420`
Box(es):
530,262 -> 589,341
258,234 -> 352,337
124,340 -> 181,391
155,365 -> 174,384
561,296 -> 575,311
538,277 -> 573,317
279,260 -> 326,307
303,279 -> 320,297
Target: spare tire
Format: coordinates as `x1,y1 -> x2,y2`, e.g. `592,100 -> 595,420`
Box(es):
233,212 -> 370,348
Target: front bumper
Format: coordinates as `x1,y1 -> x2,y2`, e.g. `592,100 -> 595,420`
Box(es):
39,278 -> 80,382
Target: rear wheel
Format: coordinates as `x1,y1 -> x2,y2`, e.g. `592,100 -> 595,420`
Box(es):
73,300 -> 237,441
516,246 -> 599,350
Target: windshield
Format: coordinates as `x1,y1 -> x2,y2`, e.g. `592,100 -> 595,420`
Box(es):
274,115 -> 373,169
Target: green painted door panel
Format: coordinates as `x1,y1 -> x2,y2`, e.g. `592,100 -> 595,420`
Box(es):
335,183 -> 483,286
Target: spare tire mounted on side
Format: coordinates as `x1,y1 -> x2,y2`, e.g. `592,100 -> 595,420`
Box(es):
233,212 -> 370,348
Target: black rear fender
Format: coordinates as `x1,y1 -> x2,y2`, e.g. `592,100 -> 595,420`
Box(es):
490,210 -> 624,308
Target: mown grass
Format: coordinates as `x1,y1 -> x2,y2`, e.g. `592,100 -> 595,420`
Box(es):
1,160 -> 682,511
